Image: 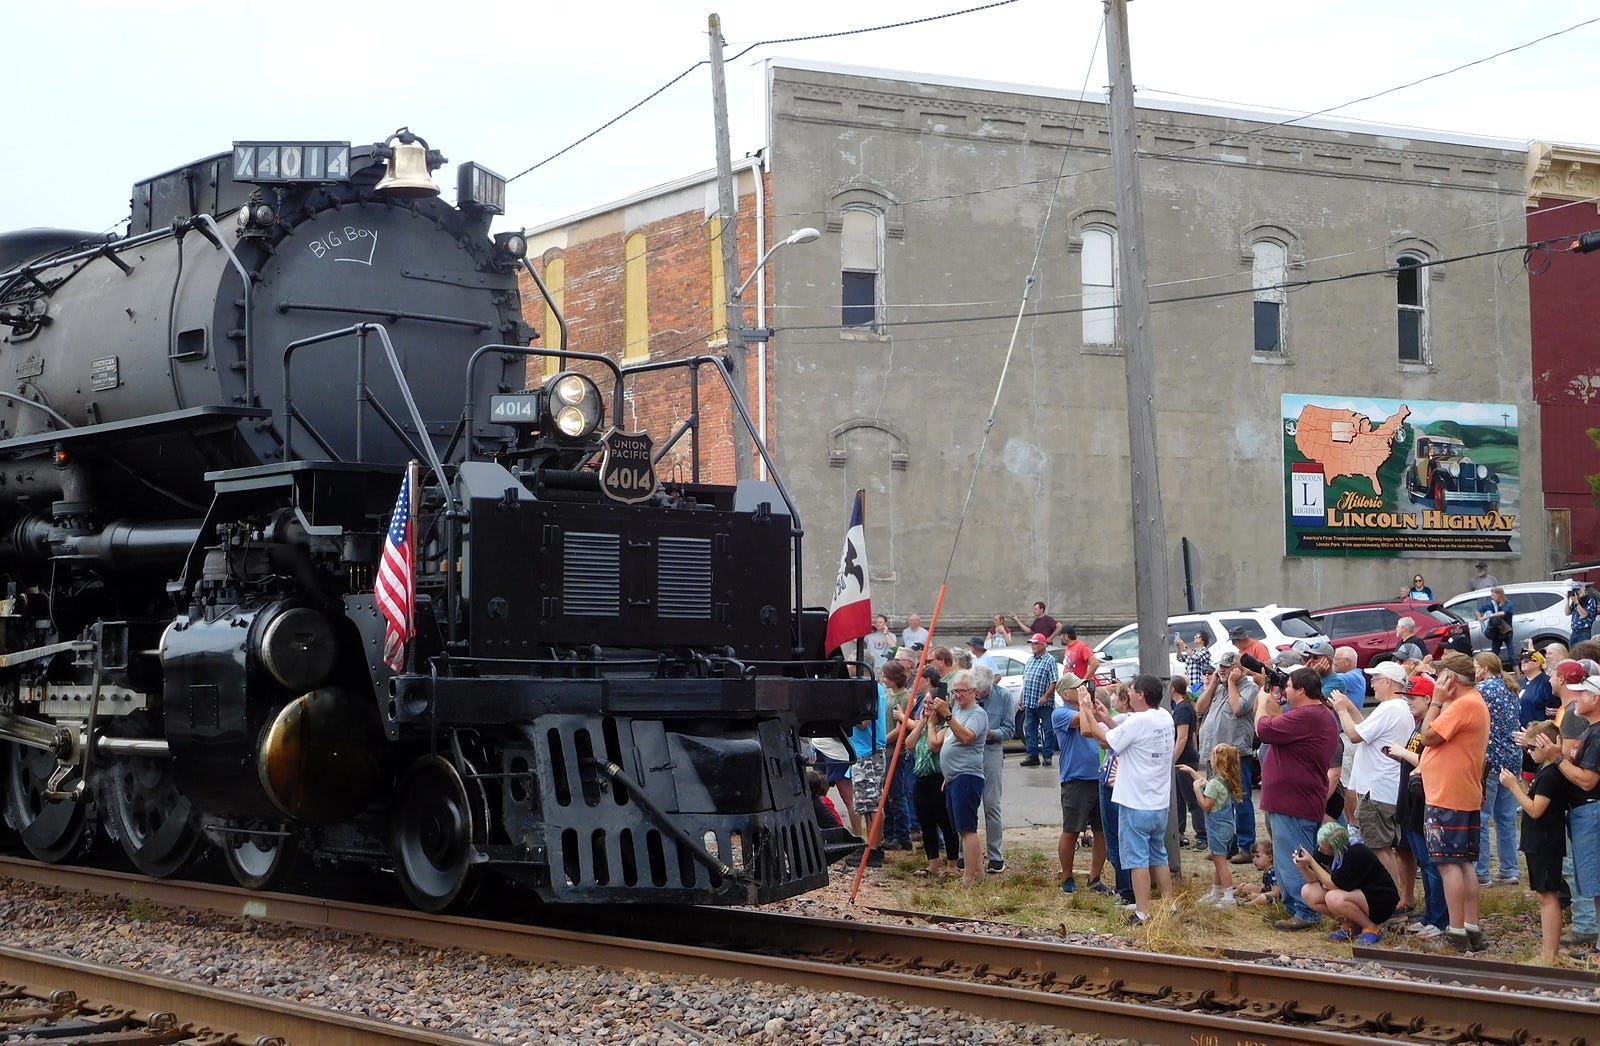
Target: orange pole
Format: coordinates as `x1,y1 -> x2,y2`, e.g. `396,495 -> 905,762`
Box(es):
850,584 -> 947,903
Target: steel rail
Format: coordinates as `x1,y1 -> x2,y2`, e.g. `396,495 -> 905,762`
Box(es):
5,857 -> 1597,1045
0,943 -> 483,1045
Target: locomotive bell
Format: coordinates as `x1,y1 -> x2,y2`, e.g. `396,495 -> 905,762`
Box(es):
375,138 -> 439,199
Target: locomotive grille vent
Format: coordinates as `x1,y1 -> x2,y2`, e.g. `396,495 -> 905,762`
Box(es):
657,536 -> 712,619
563,532 -> 621,616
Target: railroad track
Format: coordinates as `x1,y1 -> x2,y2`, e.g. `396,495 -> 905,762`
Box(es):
4,856 -> 1597,1045
0,941 -> 482,1045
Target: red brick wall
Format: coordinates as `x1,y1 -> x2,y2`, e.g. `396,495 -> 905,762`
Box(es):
518,174 -> 774,486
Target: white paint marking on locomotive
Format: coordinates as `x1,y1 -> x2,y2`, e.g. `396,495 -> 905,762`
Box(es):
307,226 -> 378,265
234,147 -> 254,179
280,147 -> 302,180
326,147 -> 349,178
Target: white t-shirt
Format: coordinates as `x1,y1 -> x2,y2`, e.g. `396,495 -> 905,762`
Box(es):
902,626 -> 929,649
1347,697 -> 1415,804
1105,706 -> 1175,811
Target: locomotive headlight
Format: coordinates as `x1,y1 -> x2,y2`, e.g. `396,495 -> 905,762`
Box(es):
542,371 -> 602,441
493,231 -> 528,261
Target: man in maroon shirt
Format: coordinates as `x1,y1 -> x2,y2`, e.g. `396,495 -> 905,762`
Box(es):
1011,602 -> 1061,645
1254,666 -> 1342,931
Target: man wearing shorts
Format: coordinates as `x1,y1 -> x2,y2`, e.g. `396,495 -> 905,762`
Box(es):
1418,650 -> 1491,951
1549,672 -> 1600,961
931,669 -> 988,886
1084,674 -> 1173,924
1332,661 -> 1414,891
1053,672 -> 1104,892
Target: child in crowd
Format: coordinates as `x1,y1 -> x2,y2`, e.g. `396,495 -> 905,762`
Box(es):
807,768 -> 843,830
1233,840 -> 1281,906
1180,742 -> 1243,905
1500,720 -> 1568,964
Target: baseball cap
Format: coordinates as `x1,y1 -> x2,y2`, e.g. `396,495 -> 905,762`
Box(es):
1474,560 -> 1488,569
1218,651 -> 1239,667
1521,650 -> 1546,667
1294,639 -> 1335,659
1556,659 -> 1588,685
1571,579 -> 1586,591
1436,651 -> 1476,679
1576,675 -> 1600,696
1402,674 -> 1436,697
1364,661 -> 1408,685
1227,625 -> 1249,640
968,636 -> 986,649
1056,672 -> 1088,691
1029,632 -> 1049,644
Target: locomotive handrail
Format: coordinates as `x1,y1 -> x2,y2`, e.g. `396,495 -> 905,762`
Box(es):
187,214 -> 255,407
460,344 -> 624,458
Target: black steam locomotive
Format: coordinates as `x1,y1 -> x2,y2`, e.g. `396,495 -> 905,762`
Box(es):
0,131 -> 871,911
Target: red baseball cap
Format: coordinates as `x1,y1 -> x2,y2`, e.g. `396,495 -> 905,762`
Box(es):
1029,632 -> 1049,644
1402,674 -> 1435,697
1556,659 -> 1588,685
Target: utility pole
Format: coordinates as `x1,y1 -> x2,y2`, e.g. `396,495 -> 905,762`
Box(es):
709,12 -> 754,481
1105,0 -> 1170,677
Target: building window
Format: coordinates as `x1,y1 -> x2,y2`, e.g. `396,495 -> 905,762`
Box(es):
1396,253 -> 1428,364
841,207 -> 882,329
624,232 -> 649,363
1252,240 -> 1287,354
542,255 -> 565,378
1081,225 -> 1118,346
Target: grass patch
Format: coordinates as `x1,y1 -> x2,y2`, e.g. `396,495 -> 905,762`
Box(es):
124,896 -> 158,923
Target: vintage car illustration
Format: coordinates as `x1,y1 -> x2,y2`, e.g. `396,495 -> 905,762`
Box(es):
1404,434 -> 1500,512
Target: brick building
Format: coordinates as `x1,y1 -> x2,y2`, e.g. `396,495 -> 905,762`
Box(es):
522,60 -> 1545,628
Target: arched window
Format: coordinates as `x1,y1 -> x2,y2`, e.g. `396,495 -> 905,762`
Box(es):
1252,240 -> 1287,355
1081,225 -> 1118,346
1396,253 -> 1428,364
623,232 -> 649,363
542,255 -> 565,378
841,206 -> 883,329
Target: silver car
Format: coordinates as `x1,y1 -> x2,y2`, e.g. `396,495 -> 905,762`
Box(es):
1441,581 -> 1575,653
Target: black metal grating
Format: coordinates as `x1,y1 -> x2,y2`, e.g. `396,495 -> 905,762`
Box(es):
657,535 -> 712,619
563,532 -> 620,615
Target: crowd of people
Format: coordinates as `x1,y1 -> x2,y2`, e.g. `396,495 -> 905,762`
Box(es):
816,592 -> 1600,965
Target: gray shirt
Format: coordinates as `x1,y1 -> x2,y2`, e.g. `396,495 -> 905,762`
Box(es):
977,685 -> 1017,744
1198,675 -> 1257,769
1470,572 -> 1499,591
939,703 -> 989,780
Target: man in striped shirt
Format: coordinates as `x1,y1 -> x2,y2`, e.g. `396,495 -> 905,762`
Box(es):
1019,633 -> 1061,767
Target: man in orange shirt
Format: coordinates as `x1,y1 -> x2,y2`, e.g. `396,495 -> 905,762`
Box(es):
1229,625 -> 1271,668
1417,650 -> 1491,951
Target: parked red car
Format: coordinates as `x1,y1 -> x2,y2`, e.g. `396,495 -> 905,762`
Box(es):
1311,599 -> 1472,669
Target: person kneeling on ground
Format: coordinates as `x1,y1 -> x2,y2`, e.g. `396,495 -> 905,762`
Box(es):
1233,840 -> 1281,906
1294,822 -> 1399,944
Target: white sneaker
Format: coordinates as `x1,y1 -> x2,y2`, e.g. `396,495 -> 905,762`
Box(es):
1414,925 -> 1444,940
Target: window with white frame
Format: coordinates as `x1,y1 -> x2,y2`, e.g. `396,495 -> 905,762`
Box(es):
1396,253 -> 1428,364
1080,225 -> 1119,346
841,206 -> 883,329
1252,240 -> 1287,355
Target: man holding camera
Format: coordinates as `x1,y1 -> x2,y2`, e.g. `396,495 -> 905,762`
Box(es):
1254,666 -> 1341,931
1196,652 -> 1259,859
1568,581 -> 1598,646
1416,650 -> 1491,951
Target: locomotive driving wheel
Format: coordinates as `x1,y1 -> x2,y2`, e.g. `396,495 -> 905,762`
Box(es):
101,753 -> 206,878
3,742 -> 93,864
390,755 -> 484,913
221,826 -> 300,891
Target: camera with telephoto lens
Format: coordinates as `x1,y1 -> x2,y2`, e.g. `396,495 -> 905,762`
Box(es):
1238,652 -> 1289,689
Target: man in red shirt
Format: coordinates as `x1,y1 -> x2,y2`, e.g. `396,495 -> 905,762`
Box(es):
1062,624 -> 1100,685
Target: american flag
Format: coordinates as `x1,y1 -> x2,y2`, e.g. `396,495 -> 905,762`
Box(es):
375,469 -> 415,672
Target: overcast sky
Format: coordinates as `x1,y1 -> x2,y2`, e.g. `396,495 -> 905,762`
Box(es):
5,1 -> 1598,236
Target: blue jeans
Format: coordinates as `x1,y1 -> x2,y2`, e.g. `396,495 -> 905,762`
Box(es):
1023,704 -> 1057,760
1099,777 -> 1133,902
1267,812 -> 1320,923
1489,632 -> 1514,668
1233,756 -> 1257,852
1403,823 -> 1447,929
1475,772 -> 1520,881
884,750 -> 915,845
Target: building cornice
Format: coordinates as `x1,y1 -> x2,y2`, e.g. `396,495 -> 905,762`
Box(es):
1527,143 -> 1600,210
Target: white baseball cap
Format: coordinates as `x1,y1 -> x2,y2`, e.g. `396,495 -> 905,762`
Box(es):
1363,662 -> 1408,685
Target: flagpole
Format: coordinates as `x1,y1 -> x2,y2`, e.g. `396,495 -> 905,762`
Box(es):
404,459 -> 420,673
850,582 -> 947,903
852,490 -> 867,672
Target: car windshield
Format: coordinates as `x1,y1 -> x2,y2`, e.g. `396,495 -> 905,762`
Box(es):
1275,611 -> 1324,639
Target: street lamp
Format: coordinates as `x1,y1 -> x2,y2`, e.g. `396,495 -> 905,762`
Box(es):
725,226 -> 820,480
736,226 -> 820,297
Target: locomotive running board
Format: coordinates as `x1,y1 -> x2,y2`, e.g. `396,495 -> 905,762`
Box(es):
0,405 -> 269,453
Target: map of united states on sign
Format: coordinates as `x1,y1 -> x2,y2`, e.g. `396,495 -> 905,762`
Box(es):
1292,403 -> 1411,494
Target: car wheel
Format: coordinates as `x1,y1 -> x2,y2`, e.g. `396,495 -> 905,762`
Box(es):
1369,653 -> 1396,667
1432,477 -> 1448,513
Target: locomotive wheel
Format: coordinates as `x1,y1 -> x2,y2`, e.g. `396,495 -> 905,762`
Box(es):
391,755 -> 483,913
3,742 -> 93,864
101,754 -> 206,878
222,828 -> 300,891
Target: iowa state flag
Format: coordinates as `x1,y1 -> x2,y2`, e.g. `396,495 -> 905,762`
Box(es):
824,489 -> 872,655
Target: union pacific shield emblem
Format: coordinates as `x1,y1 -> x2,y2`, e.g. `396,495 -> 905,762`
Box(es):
598,428 -> 658,505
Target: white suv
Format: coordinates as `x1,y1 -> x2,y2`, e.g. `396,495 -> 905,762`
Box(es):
1091,605 -> 1328,685
1441,582 -> 1576,653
